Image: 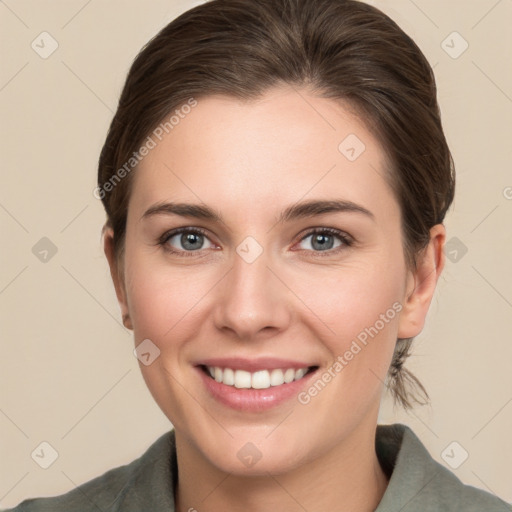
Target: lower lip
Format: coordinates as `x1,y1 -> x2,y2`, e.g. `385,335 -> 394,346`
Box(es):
196,366 -> 318,412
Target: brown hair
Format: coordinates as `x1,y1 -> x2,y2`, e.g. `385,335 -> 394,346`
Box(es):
97,0 -> 455,409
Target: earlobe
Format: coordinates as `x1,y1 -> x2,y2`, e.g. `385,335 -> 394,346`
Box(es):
103,227 -> 133,330
397,224 -> 446,339
122,313 -> 133,330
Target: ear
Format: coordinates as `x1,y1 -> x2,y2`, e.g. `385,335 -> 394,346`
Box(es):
397,224 -> 446,339
103,227 -> 133,330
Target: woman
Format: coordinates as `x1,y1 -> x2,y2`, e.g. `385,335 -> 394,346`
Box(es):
5,0 -> 509,510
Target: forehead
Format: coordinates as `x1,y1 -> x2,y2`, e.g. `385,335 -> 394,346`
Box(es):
128,86 -> 397,225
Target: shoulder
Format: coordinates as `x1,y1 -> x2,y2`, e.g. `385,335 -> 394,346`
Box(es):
2,430 -> 177,512
376,423 -> 511,512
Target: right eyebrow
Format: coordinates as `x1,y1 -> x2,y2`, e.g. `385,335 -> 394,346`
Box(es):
140,202 -> 223,223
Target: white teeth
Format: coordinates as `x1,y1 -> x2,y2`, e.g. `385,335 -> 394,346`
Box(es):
251,370 -> 270,389
284,368 -> 295,383
295,368 -> 306,380
234,370 -> 252,389
269,368 -> 285,386
205,366 -> 311,389
223,367 -> 235,386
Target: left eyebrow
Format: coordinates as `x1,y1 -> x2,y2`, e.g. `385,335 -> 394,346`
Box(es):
278,199 -> 375,223
140,199 -> 375,224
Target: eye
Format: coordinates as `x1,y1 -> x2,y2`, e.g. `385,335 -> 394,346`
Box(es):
157,226 -> 353,258
159,227 -> 216,256
295,228 -> 352,254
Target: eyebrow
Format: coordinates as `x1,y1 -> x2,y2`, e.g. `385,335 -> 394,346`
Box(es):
140,199 -> 375,223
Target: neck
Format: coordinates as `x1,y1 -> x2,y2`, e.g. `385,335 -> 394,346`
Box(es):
174,418 -> 389,512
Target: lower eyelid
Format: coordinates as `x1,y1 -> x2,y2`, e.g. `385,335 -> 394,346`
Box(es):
293,243 -> 347,256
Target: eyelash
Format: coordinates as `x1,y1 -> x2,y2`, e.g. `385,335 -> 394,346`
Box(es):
157,227 -> 353,258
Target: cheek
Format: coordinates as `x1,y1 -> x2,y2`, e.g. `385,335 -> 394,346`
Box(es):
123,251 -> 214,427
293,257 -> 404,345
289,255 -> 404,404
123,240 -> 211,343
128,274 -> 208,353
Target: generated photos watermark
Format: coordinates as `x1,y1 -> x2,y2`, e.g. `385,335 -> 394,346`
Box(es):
93,98 -> 198,200
297,301 -> 403,405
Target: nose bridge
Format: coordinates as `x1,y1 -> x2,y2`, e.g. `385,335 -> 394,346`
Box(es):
213,244 -> 290,339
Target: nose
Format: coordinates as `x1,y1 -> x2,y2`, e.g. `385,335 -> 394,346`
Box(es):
213,248 -> 292,341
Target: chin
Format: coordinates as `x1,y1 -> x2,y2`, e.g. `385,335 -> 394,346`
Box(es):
212,447 -> 305,477
195,429 -> 309,477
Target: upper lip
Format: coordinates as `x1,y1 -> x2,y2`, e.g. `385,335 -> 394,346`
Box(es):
195,357 -> 318,372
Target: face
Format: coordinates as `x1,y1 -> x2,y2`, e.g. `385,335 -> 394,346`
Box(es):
106,85 -> 443,475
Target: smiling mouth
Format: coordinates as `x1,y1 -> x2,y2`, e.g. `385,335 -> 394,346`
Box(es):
199,365 -> 318,390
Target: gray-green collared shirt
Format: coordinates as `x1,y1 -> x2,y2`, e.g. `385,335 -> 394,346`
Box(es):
4,423 -> 510,511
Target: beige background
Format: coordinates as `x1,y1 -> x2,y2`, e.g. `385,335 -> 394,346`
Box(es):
1,0 -> 511,508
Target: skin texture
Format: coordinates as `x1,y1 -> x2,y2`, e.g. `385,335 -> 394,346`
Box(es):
104,85 -> 446,512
